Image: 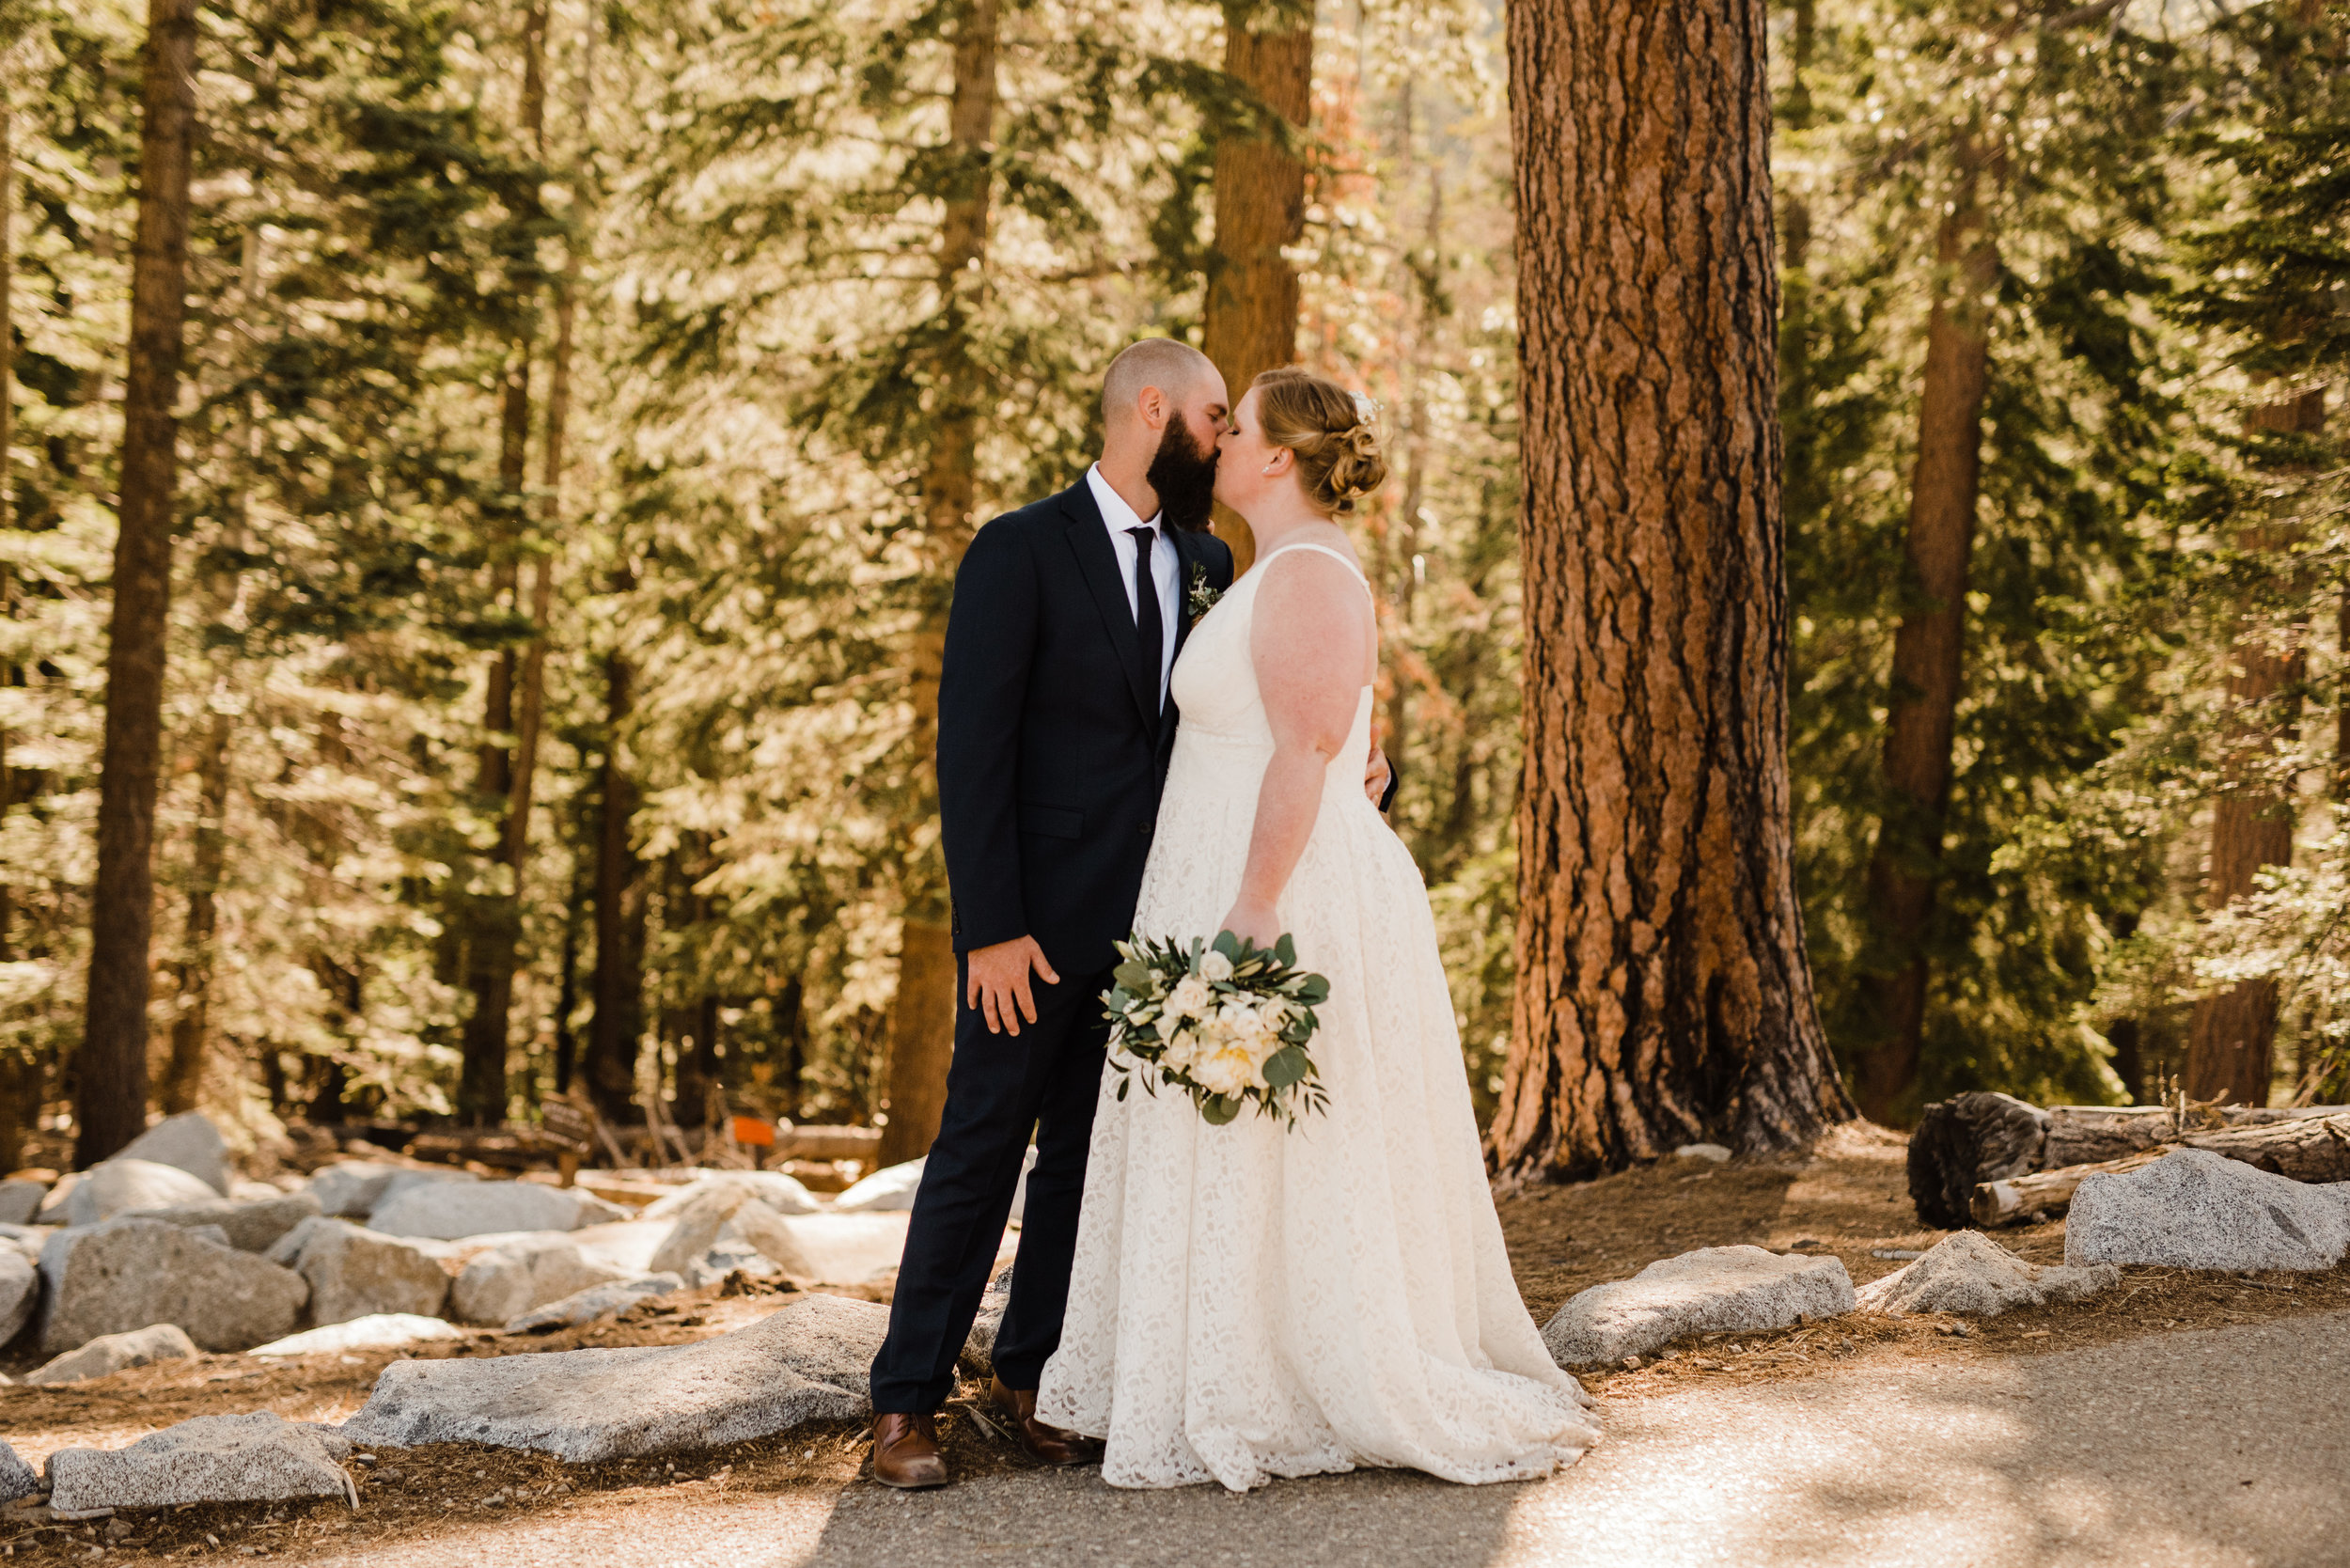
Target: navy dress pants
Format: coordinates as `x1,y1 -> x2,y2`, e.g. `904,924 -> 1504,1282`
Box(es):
868,956 -> 1112,1415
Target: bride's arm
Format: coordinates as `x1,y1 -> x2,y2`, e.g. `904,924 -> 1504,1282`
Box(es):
1219,554 -> 1376,948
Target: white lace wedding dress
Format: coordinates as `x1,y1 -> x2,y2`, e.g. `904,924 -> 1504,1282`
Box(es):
1034,542 -> 1600,1492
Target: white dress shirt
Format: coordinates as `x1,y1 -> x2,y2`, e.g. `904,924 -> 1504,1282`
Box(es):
1086,463 -> 1181,704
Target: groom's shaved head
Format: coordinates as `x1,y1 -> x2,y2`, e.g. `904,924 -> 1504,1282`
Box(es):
1103,338 -> 1216,429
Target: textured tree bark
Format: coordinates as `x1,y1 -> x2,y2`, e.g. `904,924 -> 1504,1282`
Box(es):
79,0 -> 199,1167
877,0 -> 998,1170
1200,0 -> 1311,575
1492,0 -> 1851,1184
1853,155 -> 1998,1123
586,641 -> 647,1128
457,0 -> 551,1126
2184,387 -> 2325,1107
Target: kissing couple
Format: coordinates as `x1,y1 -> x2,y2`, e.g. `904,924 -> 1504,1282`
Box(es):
867,338 -> 1600,1492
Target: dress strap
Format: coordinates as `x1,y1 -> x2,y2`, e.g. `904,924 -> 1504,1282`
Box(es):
1256,541 -> 1373,600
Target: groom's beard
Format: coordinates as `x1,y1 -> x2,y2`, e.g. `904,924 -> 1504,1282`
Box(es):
1146,417 -> 1219,533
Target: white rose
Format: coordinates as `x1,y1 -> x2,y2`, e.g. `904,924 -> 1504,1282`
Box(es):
1194,1047 -> 1251,1097
1218,999 -> 1261,1036
1162,1027 -> 1198,1068
1166,973 -> 1212,1023
1199,949 -> 1234,982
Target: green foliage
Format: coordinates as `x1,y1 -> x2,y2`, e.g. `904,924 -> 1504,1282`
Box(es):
1778,0 -> 2195,1113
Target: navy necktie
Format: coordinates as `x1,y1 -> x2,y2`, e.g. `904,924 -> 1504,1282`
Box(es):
1128,526 -> 1165,713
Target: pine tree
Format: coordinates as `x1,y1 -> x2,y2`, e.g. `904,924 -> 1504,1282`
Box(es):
1496,0 -> 1851,1181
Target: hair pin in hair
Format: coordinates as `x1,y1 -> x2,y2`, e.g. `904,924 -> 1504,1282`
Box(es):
1350,391 -> 1381,425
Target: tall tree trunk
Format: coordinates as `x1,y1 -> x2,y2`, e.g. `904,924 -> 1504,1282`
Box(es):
157,702 -> 230,1115
457,0 -> 551,1126
78,0 -> 199,1167
1201,0 -> 1312,575
586,639 -> 646,1127
552,854 -> 584,1094
158,228 -> 261,1121
1852,154 -> 1998,1123
1493,0 -> 1851,1182
2184,387 -> 2326,1105
0,87 -> 16,969
1382,150 -> 1439,799
877,0 -> 998,1170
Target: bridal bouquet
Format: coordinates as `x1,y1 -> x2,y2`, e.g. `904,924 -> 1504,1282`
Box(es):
1102,931 -> 1330,1128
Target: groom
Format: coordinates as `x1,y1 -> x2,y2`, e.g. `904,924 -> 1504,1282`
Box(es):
865,338 -> 1240,1488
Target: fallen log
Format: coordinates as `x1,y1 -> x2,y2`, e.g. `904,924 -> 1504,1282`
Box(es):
1907,1093 -> 2050,1230
1912,1093 -> 2350,1228
2181,1112 -> 2350,1184
1969,1112 -> 2350,1227
1969,1151 -> 2164,1228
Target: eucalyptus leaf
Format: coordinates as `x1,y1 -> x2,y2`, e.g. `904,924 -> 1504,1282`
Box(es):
1262,1046 -> 1308,1088
1201,1093 -> 1241,1125
1275,933 -> 1296,966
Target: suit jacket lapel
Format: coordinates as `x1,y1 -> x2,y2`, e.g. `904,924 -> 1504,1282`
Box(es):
1060,484 -> 1159,729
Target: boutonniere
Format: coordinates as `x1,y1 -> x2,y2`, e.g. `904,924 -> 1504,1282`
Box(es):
1187,562 -> 1223,624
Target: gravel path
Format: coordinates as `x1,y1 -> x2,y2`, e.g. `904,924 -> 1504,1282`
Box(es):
297,1311 -> 2350,1568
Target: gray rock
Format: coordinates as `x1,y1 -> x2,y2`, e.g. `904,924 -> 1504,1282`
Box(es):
250,1314 -> 463,1356
506,1273 -> 682,1333
730,1200 -> 818,1277
1856,1231 -> 2119,1316
343,1294 -> 890,1461
648,1192 -> 734,1278
0,1180 -> 45,1227
565,1219 -> 670,1278
369,1180 -> 622,1241
250,1314 -> 464,1356
1674,1143 -> 1732,1164
39,1219 -> 308,1355
66,1159 -> 220,1227
120,1191 -> 321,1254
1542,1245 -> 1856,1367
639,1171 -> 820,1222
27,1323 -> 200,1385
274,1218 -> 449,1326
449,1234 -> 631,1325
46,1413 -> 353,1513
307,1162 -> 417,1218
116,1112 -> 231,1196
959,1262 -> 1016,1380
832,1158 -> 926,1213
0,1439 -> 36,1504
2065,1148 -> 2350,1271
33,1171 -> 81,1226
0,1249 -> 34,1348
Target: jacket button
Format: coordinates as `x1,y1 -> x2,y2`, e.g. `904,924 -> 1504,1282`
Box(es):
1137,823 -> 1152,838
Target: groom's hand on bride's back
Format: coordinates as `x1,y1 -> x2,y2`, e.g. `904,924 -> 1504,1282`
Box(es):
967,935 -> 1061,1035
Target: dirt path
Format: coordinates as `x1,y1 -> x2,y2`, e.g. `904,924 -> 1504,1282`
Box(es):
8,1128 -> 2350,1565
37,1309 -> 2340,1568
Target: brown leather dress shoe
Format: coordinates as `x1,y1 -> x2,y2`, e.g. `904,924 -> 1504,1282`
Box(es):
988,1374 -> 1103,1467
871,1412 -> 949,1489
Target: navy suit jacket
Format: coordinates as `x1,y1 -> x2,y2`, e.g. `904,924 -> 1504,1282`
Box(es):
938,479 -> 1236,977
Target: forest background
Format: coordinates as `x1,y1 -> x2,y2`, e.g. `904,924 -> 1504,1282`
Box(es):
1,0 -> 2344,1176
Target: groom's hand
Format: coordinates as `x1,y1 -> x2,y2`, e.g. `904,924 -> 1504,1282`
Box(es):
967,935 -> 1060,1036
1364,745 -> 1392,808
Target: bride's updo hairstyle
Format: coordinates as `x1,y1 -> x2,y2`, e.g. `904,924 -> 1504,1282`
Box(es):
1250,368 -> 1388,516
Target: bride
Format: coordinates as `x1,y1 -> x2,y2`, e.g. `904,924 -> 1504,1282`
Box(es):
1034,367 -> 1601,1491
